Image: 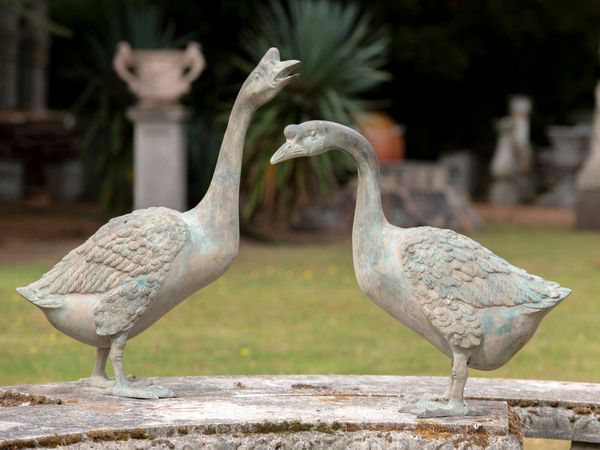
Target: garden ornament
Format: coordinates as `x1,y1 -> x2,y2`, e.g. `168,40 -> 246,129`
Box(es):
16,48 -> 300,400
113,41 -> 206,107
270,120 -> 571,417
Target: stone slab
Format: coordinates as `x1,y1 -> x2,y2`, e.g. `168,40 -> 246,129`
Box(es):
0,376 -> 524,449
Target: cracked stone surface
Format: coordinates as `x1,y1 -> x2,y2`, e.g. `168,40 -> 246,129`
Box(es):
3,375 -> 596,448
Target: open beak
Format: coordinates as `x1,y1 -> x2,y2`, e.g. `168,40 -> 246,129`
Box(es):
270,141 -> 306,165
273,60 -> 301,86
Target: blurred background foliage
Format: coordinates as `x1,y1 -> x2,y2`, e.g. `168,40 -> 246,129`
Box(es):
46,0 -> 600,218
0,0 -> 72,36
237,0 -> 389,224
369,0 -> 600,160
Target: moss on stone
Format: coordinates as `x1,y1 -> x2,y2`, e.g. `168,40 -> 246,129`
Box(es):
0,391 -> 62,407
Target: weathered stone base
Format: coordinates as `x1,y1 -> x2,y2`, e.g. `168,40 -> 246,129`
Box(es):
0,376 -> 523,450
576,189 -> 600,229
35,429 -> 520,450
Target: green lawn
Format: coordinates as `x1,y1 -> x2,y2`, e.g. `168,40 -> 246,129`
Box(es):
1,226 -> 599,386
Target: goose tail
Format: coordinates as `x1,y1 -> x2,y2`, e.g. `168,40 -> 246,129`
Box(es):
16,286 -> 63,309
524,281 -> 571,311
547,283 -> 572,303
556,286 -> 572,300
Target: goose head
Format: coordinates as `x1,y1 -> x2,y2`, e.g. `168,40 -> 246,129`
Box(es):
270,121 -> 331,164
241,48 -> 300,108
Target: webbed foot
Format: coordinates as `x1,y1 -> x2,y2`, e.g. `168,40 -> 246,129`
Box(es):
108,384 -> 175,400
82,375 -> 152,389
105,333 -> 174,399
418,401 -> 468,418
400,399 -> 469,418
83,375 -> 114,389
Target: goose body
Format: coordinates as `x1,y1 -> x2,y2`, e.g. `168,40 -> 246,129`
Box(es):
355,225 -> 568,372
18,206 -> 236,348
17,48 -> 300,399
271,120 -> 571,416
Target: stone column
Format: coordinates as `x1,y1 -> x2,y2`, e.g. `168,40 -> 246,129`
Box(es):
127,106 -> 188,211
510,95 -> 535,201
489,117 -> 520,205
576,81 -> 600,229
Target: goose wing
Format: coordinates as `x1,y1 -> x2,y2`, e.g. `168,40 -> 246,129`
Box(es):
402,227 -> 570,349
24,207 -> 187,336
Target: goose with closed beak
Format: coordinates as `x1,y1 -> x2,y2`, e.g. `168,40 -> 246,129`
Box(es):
271,120 -> 571,417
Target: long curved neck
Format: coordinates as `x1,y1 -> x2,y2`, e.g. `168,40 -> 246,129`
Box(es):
192,96 -> 255,227
326,124 -> 388,237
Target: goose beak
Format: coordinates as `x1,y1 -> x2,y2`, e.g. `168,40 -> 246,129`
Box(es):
273,60 -> 301,87
270,142 -> 305,165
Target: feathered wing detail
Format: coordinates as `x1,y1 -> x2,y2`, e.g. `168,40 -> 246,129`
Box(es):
23,207 -> 187,336
402,227 -> 571,349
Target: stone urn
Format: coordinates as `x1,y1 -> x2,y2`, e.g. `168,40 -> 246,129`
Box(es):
113,42 -> 205,107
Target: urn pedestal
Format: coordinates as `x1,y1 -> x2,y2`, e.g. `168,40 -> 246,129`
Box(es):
127,106 -> 188,211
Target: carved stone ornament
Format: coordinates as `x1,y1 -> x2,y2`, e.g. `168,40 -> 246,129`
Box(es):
17,48 -> 300,399
509,95 -> 533,174
490,116 -> 518,179
113,41 -> 205,107
577,80 -> 600,191
271,120 -> 571,418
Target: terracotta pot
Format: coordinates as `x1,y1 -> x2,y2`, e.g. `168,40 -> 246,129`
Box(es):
113,42 -> 205,106
357,112 -> 405,163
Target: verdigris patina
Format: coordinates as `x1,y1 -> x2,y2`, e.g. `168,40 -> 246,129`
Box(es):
270,120 -> 571,417
16,48 -> 300,400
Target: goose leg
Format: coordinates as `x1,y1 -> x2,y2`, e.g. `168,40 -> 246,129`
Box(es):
448,351 -> 469,409
418,348 -> 470,418
442,355 -> 454,400
86,347 -> 112,388
107,333 -> 174,399
83,347 -> 151,389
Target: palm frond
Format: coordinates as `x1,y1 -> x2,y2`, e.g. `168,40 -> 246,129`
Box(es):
240,0 -> 390,224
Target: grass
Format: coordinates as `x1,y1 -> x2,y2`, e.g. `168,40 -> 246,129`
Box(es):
2,225 -> 596,450
1,225 -> 599,385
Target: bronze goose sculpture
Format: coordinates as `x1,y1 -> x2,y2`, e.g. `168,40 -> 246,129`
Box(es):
270,120 -> 571,417
17,48 -> 300,399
